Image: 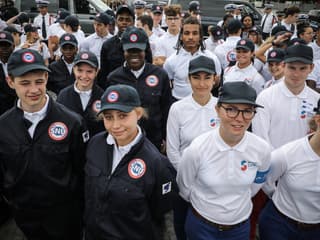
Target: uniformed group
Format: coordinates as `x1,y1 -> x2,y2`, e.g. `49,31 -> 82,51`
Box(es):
0,0 -> 319,239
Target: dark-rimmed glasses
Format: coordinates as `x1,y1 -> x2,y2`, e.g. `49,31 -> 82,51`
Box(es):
220,105 -> 256,120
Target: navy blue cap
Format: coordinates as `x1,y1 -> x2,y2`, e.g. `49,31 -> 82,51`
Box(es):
74,51 -> 99,68
267,48 -> 285,62
121,26 -> 148,51
59,33 -> 78,48
236,38 -> 255,52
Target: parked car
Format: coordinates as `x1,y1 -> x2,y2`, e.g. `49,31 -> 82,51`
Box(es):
168,0 -> 262,36
14,0 -> 112,35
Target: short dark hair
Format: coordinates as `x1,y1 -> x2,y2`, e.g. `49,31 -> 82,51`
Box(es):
137,15 -> 153,31
164,4 -> 181,16
284,6 -> 300,17
297,22 -> 311,38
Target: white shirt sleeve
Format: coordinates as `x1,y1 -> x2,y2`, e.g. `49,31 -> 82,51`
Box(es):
252,73 -> 266,95
79,37 -> 90,52
166,104 -> 181,170
262,147 -> 288,197
176,142 -> 200,202
163,57 -> 174,80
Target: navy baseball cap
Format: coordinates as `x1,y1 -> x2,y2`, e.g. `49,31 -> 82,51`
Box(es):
99,84 -> 141,114
59,33 -> 78,48
189,1 -> 200,14
56,9 -> 70,23
236,38 -> 255,52
8,49 -> 50,77
3,26 -> 22,36
267,48 -> 285,62
116,5 -> 135,18
121,26 -> 148,51
209,25 -> 224,40
0,31 -> 14,45
284,44 -> 313,64
93,12 -> 111,25
24,24 -> 39,33
189,55 -> 216,74
74,51 -> 99,69
152,4 -> 163,14
218,82 -> 263,108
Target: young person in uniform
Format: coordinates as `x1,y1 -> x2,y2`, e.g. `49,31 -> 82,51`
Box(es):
264,48 -> 285,88
259,99 -> 320,240
177,81 -> 271,240
106,26 -> 172,151
166,55 -> 219,240
47,33 -> 77,95
0,48 -> 88,240
252,44 -> 319,149
57,51 -> 104,137
84,84 -> 177,240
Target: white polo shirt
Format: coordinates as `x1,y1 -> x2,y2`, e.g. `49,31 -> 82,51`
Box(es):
47,23 -> 66,38
310,41 -> 320,61
177,128 -> 271,225
224,63 -> 265,94
263,136 -> 320,223
214,36 -> 241,70
163,48 -> 221,99
166,95 -> 219,170
204,38 -> 224,53
307,59 -> 320,88
252,81 -> 320,148
154,31 -> 179,58
152,25 -> 165,37
80,32 -> 113,67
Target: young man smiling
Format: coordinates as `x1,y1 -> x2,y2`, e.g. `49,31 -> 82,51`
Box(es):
0,48 -> 88,239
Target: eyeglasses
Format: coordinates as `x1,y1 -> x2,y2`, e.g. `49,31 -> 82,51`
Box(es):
220,105 -> 256,120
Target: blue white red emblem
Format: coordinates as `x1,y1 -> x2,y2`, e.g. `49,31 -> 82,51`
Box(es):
128,158 -> 146,179
92,100 -> 101,113
130,33 -> 138,42
240,160 -> 247,171
107,91 -> 119,103
145,75 -> 159,87
270,51 -> 277,58
22,52 -> 35,63
81,53 -> 89,59
48,122 -> 68,141
209,118 -> 219,128
226,50 -> 236,62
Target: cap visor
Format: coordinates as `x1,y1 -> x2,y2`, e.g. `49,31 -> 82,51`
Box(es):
123,43 -> 146,51
74,60 -> 98,69
284,57 -> 313,64
189,67 -> 216,74
9,64 -> 50,77
218,99 -> 263,108
0,39 -> 14,45
97,104 -> 135,115
236,46 -> 252,51
152,10 -> 162,14
267,58 -> 283,63
60,42 -> 78,48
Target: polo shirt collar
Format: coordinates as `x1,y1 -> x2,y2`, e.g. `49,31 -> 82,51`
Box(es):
214,128 -> 248,152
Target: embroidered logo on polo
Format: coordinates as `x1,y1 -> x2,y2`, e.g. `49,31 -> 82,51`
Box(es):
128,158 -> 146,179
209,118 -> 219,128
22,52 -> 35,63
107,91 -> 119,103
300,100 -> 315,119
226,50 -> 236,62
145,75 -> 159,87
240,160 -> 257,171
129,33 -> 138,42
92,100 -> 101,113
48,122 -> 68,141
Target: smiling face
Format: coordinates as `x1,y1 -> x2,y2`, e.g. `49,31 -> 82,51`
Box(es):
73,63 -> 98,91
189,71 -> 215,102
268,61 -> 285,80
236,48 -> 254,68
102,108 -> 142,146
8,70 -> 48,113
124,48 -> 145,70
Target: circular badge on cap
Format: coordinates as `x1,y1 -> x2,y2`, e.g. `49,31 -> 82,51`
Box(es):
96,13 -> 100,17
81,53 -> 89,59
92,100 -> 101,113
0,33 -> 6,39
48,122 -> 68,141
145,75 -> 159,87
107,91 -> 119,103
129,33 -> 138,43
216,31 -> 221,35
270,51 -> 277,58
64,35 -> 71,41
128,158 -> 146,179
22,52 -> 35,63
240,40 -> 246,45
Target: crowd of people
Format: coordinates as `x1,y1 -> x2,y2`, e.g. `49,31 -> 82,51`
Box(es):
0,0 -> 319,239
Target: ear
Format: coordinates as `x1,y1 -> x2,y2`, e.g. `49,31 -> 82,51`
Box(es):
6,76 -> 15,89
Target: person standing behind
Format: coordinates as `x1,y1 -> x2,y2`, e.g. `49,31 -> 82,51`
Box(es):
33,0 -> 55,41
272,6 -> 300,36
252,44 -> 319,149
151,4 -> 165,37
64,15 -> 85,47
84,84 -> 177,240
259,102 -> 320,240
261,4 -> 277,40
136,15 -> 159,56
177,81 -> 271,240
264,48 -> 285,88
0,48 -> 88,240
133,0 -> 146,19
57,51 -> 104,136
166,55 -> 219,240
106,26 -> 172,151
204,25 -> 224,53
80,12 -> 113,67
47,9 -> 69,39
164,16 -> 221,101
47,33 -> 77,95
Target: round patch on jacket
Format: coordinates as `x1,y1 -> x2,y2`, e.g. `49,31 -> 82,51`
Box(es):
48,122 -> 68,141
92,100 -> 101,113
128,158 -> 146,179
145,75 -> 159,87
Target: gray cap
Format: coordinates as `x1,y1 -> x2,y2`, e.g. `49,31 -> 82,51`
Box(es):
284,44 -> 313,64
189,55 -> 216,74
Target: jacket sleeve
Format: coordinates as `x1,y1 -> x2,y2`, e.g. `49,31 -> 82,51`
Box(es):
149,154 -> 178,220
160,70 -> 172,141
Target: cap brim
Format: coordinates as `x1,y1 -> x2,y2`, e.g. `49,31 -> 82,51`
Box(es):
236,46 -> 252,51
267,58 -> 283,63
60,42 -> 78,48
218,99 -> 263,108
9,64 -> 50,77
97,104 -> 135,115
189,67 -> 216,74
74,60 -> 98,68
123,43 -> 146,51
284,57 -> 313,64
0,39 -> 14,45
152,10 -> 162,14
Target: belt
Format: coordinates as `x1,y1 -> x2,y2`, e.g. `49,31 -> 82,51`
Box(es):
191,206 -> 247,231
274,205 -> 320,230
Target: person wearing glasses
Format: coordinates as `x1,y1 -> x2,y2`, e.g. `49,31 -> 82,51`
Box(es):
177,81 -> 271,240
